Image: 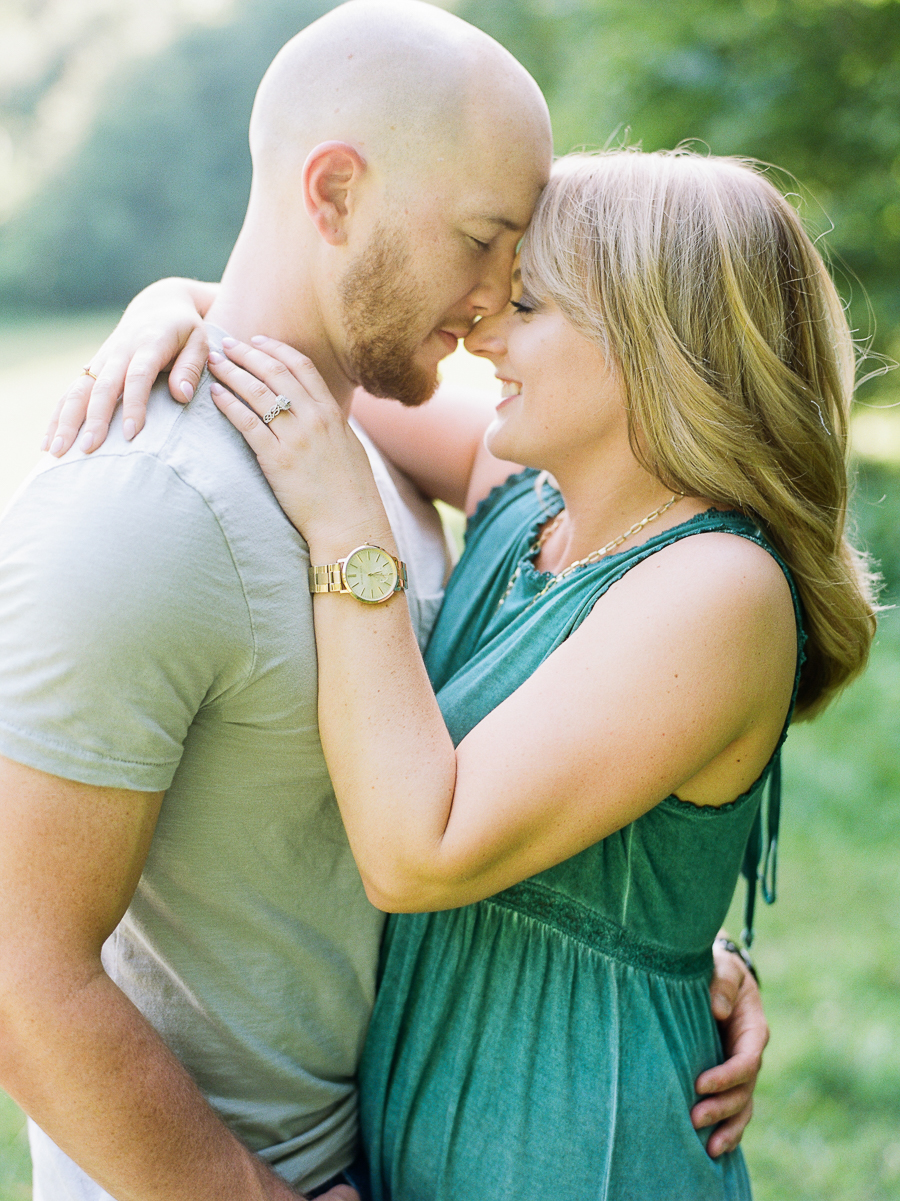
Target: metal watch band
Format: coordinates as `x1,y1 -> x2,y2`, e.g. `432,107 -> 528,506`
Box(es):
309,563 -> 347,594
308,553 -> 408,595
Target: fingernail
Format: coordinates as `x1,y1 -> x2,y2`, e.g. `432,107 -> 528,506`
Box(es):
49,436 -> 64,456
123,418 -> 136,441
210,381 -> 224,397
39,435 -> 49,452
221,336 -> 238,348
180,380 -> 194,401
250,335 -> 267,345
78,432 -> 94,454
208,350 -> 225,363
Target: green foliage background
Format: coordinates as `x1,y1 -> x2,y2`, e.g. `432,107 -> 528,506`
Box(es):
0,2 -> 898,1198
458,0 -> 900,370
1,0 -> 899,392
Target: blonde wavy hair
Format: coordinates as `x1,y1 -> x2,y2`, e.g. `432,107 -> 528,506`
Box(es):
520,148 -> 877,719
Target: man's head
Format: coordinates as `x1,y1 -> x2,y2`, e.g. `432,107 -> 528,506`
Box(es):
233,0 -> 552,405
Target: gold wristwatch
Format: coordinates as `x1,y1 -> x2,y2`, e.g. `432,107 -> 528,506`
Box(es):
309,544 -> 408,604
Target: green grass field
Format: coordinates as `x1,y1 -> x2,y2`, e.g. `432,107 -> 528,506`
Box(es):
0,316 -> 898,1201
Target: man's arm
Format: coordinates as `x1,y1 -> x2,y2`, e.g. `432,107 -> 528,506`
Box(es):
693,940 -> 769,1157
0,755 -> 341,1201
351,385 -> 519,514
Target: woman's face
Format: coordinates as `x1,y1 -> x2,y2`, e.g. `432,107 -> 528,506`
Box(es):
464,276 -> 629,474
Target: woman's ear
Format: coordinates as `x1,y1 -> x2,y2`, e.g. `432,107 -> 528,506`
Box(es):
302,141 -> 368,245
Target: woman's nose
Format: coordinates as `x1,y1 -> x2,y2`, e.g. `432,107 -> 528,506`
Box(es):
464,310 -> 509,360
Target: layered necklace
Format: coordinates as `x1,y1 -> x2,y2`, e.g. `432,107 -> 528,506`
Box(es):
497,492 -> 684,610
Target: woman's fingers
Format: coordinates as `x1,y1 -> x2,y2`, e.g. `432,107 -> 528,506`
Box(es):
207,350 -> 286,421
44,297 -> 208,455
45,360 -> 125,456
167,323 -> 210,405
41,387 -> 79,455
209,381 -> 274,454
208,338 -> 335,424
246,335 -> 338,405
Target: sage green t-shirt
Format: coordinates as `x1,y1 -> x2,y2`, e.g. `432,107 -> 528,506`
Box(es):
0,373 -> 448,1197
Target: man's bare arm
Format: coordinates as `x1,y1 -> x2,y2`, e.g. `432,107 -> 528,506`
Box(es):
692,939 -> 769,1157
350,385 -> 519,514
0,755 -> 349,1201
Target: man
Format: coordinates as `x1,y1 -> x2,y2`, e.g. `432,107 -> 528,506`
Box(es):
0,4 -> 763,1200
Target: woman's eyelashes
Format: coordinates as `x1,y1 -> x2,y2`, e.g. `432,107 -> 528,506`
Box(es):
511,299 -> 535,315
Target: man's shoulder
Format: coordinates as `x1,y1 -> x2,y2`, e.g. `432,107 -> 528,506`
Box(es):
6,378 -> 297,555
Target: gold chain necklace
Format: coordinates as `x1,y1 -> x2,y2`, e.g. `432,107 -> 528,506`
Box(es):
496,492 -> 684,610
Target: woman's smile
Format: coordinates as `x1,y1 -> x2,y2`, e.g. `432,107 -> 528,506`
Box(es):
496,378 -> 522,407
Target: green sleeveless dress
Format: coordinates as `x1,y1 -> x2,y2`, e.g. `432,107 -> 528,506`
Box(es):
360,469 -> 804,1201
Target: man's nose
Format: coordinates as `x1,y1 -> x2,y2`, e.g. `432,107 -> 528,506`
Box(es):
468,249 -> 514,317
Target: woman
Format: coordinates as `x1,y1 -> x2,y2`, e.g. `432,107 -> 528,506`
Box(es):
54,150 -> 875,1197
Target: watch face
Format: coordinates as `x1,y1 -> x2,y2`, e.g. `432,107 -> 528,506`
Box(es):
343,545 -> 399,603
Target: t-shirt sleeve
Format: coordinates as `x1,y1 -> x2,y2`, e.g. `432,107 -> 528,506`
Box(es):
0,453 -> 253,791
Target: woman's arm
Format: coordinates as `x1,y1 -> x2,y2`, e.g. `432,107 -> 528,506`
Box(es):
44,278 -> 218,457
213,337 -> 775,1157
44,276 -> 519,516
210,337 -> 798,913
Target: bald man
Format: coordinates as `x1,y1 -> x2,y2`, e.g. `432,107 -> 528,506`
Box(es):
0,6 -> 548,1201
0,4 -> 762,1201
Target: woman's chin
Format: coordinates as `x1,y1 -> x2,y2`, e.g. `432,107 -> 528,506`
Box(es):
484,420 -> 515,464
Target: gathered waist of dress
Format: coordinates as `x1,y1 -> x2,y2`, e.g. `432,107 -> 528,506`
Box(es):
483,879 -> 714,980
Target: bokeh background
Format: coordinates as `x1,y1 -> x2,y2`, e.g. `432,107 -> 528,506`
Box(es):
0,1 -> 898,1198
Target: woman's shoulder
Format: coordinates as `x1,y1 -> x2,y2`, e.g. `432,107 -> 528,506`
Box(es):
621,517 -> 797,615
465,467 -> 550,541
583,519 -> 801,683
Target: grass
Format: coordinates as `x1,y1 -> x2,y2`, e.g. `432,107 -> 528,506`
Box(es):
732,607 -> 900,1200
1,315 -> 899,1200
0,1092 -> 29,1201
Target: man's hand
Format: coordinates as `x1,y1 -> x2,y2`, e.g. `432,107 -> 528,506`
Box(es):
692,939 -> 769,1157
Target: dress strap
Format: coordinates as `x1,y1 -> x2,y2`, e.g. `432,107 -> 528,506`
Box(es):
740,750 -> 782,947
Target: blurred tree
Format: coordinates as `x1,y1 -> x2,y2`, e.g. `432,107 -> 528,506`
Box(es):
457,0 -> 900,387
0,0 -> 898,392
0,0 -> 335,310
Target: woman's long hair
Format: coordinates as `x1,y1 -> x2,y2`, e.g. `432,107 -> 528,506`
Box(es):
521,149 -> 877,718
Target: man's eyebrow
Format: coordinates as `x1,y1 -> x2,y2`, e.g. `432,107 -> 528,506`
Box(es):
477,215 -> 525,232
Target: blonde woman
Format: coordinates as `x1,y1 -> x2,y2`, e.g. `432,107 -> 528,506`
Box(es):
53,150 -> 875,1198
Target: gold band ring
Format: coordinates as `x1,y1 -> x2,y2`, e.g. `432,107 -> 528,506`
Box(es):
82,366 -> 98,380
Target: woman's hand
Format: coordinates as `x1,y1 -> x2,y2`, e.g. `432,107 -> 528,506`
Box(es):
209,336 -> 393,553
43,277 -> 216,457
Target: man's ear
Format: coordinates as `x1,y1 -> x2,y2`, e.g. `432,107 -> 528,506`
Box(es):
302,141 -> 368,245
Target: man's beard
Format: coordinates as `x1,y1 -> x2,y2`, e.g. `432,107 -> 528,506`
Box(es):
340,225 -> 442,408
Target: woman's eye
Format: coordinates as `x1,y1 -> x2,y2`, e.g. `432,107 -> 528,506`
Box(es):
469,236 -> 491,251
510,300 -> 533,314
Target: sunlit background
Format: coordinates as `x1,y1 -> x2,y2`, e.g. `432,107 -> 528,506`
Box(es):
0,2 -> 898,1199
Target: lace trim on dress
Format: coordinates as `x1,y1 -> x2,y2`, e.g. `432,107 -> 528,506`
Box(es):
484,880 -> 713,979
